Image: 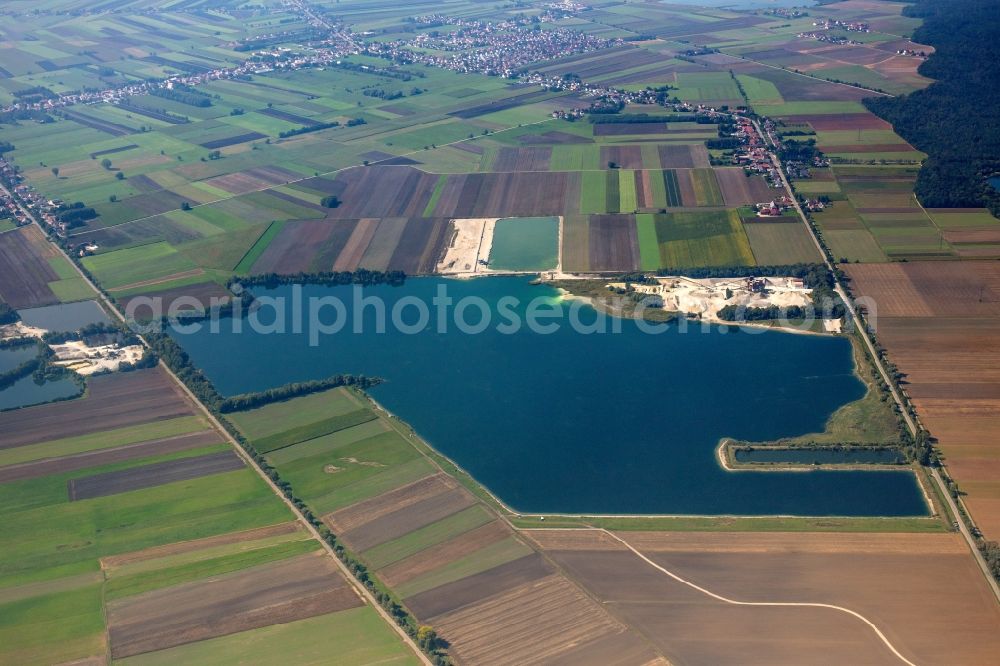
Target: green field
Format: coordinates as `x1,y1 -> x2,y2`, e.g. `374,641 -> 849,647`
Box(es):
488,216 -> 559,271
117,607 -> 419,666
640,210 -> 755,268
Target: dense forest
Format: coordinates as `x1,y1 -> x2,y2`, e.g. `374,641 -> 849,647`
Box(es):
863,0 -> 1000,217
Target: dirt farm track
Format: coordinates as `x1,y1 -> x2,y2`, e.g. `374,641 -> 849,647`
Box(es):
527,530 -> 1000,666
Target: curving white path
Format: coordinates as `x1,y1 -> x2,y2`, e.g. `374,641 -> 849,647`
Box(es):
596,529 -> 918,666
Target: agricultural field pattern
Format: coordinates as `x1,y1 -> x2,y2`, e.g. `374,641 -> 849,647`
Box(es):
0,0 -> 998,664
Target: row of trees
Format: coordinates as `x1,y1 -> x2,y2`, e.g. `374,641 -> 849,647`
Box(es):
863,0 -> 1000,217
229,268 -> 406,290
150,84 -> 212,107
218,375 -> 381,413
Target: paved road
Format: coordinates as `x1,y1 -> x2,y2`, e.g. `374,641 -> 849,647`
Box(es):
756,120 -> 1000,603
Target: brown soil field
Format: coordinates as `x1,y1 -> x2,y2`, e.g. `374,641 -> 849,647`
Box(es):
328,166 -> 439,219
594,124 -> 669,136
519,131 -> 592,145
101,522 -> 300,569
846,262 -> 1000,537
431,573 -> 659,666
0,367 -> 197,450
387,217 -> 452,274
715,168 -> 774,206
67,450 -> 245,501
118,280 -> 231,315
371,169 -> 575,219
332,217 -> 381,271
492,147 -> 551,172
601,146 -> 643,170
344,487 -> 477,552
107,551 -> 361,658
262,189 -> 328,214
676,170 -> 698,206
657,145 -> 696,168
0,430 -> 221,483
205,169 -> 283,195
378,520 -> 511,588
942,228 -> 1000,244
359,217 -> 409,270
529,529 -> 1000,666
797,113 -> 891,131
250,219 -> 335,274
846,262 -> 1000,318
0,225 -> 61,308
324,474 -> 453,534
589,214 -> 640,272
562,215 -> 590,272
198,131 -> 267,150
404,552 -> 552,619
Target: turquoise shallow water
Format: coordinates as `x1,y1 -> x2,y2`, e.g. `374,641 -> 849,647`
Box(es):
169,277 -> 927,516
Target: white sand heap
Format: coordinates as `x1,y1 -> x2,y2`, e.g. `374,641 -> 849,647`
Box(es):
0,321 -> 46,340
48,340 -> 145,375
608,276 -> 814,321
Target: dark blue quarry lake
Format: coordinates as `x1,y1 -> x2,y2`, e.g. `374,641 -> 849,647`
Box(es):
170,277 -> 927,516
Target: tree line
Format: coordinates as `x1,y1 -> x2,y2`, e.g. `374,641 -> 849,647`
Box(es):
229,268 -> 406,290
150,84 -> 212,107
218,375 -> 382,413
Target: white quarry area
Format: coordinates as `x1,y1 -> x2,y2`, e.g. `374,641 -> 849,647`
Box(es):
0,321 -> 46,340
437,218 -> 497,275
607,275 -> 830,324
1,322 -> 144,375
48,340 -> 145,375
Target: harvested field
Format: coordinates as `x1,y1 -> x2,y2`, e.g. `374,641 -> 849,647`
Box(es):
491,147 -> 551,172
378,520 -> 511,588
529,529 -> 1000,666
332,217 -> 381,272
68,450 -> 245,501
715,168 -> 775,206
0,225 -> 61,308
518,131 -> 592,145
0,430 -> 221,483
199,131 -> 267,149
431,573 -> 657,666
657,144 -> 707,168
0,368 -> 196,450
588,214 -> 640,271
600,146 -> 643,170
846,262 -> 1000,537
107,551 -> 361,659
846,262 -> 1000,318
341,487 -> 477,552
325,474 -> 455,534
250,219 -> 337,274
118,281 -> 231,315
404,552 -> 552,619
